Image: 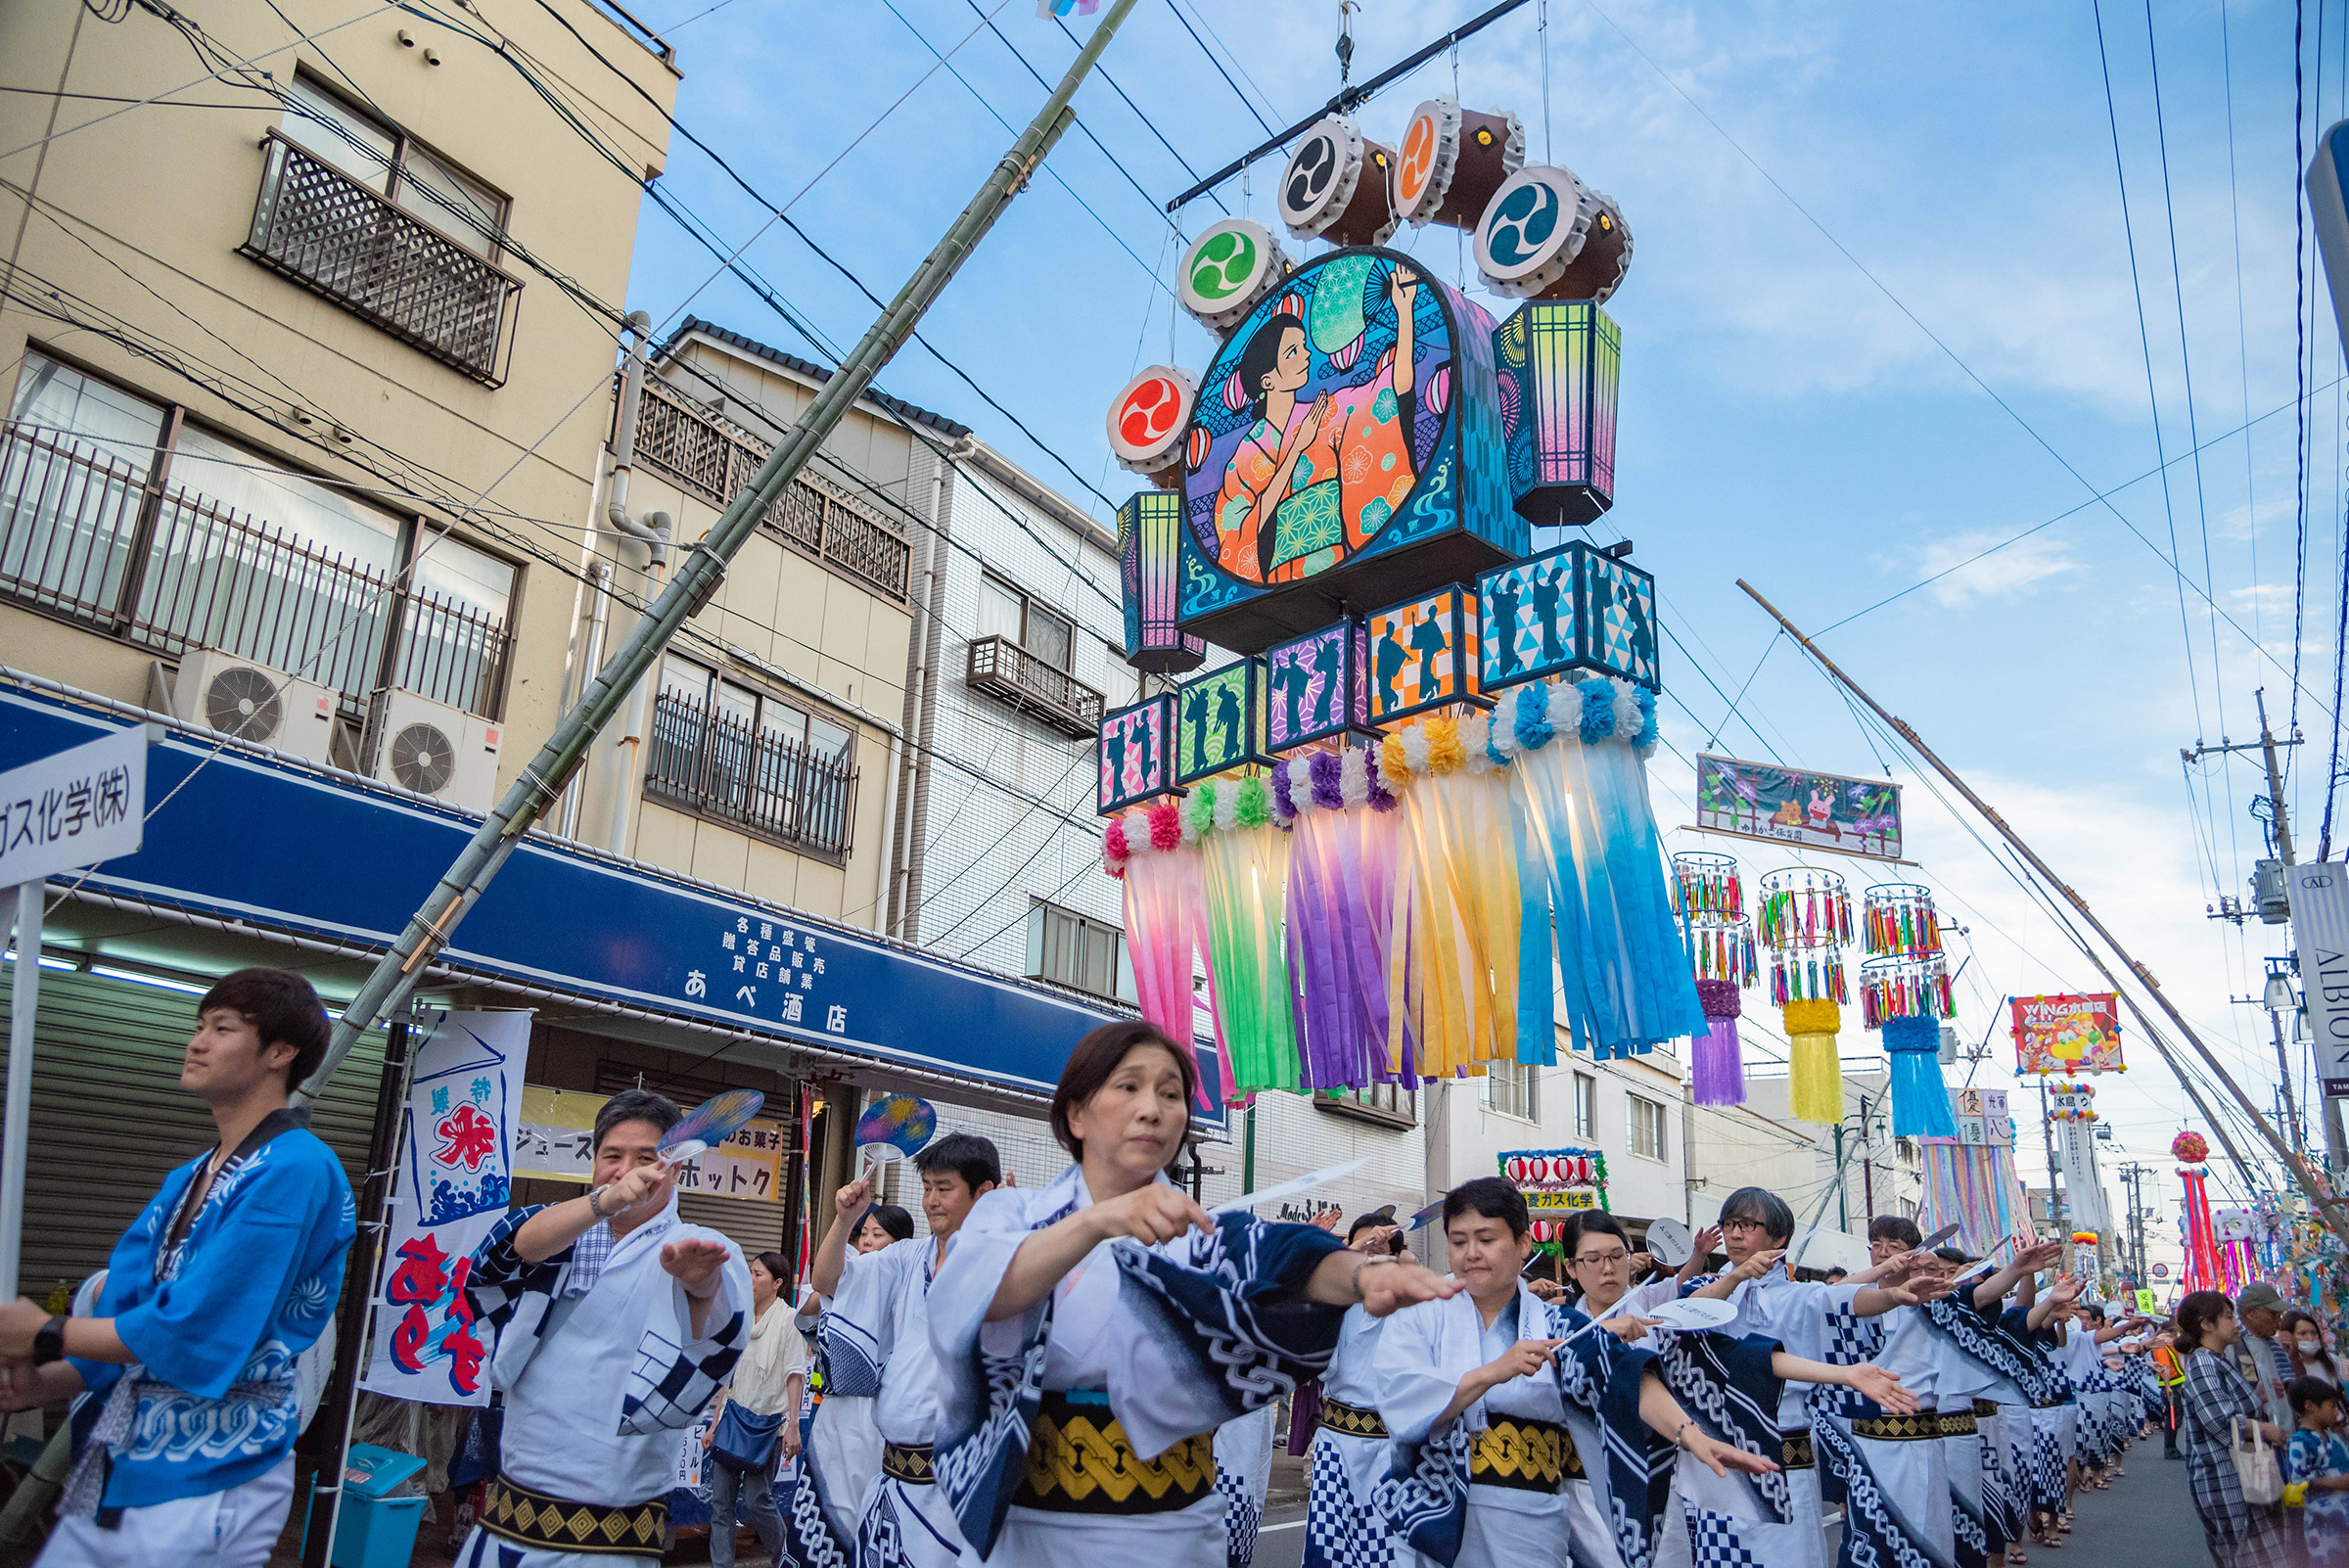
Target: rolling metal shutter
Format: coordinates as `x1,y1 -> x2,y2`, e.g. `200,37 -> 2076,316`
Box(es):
0,965 -> 388,1306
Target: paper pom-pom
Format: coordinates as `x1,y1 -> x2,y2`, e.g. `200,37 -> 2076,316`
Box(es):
1233,773 -> 1271,829
1781,997 -> 1841,1036
1364,745 -> 1399,811
1459,712 -> 1494,773
1104,820 -> 1130,863
1310,749 -> 1345,810
1379,729 -> 1410,785
1214,777 -> 1239,832
1182,784 -> 1215,843
1610,679 -> 1642,744
1289,756 -> 1315,810
1340,747 -> 1370,808
1269,758 -> 1297,823
1426,715 -> 1465,773
1123,814 -> 1154,857
1400,723 -> 1432,775
1695,977 -> 1742,1020
1515,682 -> 1553,753
1547,677 -> 1579,734
2172,1130 -> 2209,1164
1579,678 -> 1617,741
1146,800 -> 1181,852
1635,687 -> 1660,755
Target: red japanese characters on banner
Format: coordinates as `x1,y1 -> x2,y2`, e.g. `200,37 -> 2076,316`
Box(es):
2009,992 -> 2124,1075
360,1008 -> 525,1407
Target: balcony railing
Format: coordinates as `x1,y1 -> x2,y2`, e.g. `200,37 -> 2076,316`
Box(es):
965,634 -> 1104,738
243,133 -> 521,386
633,378 -> 911,602
0,420 -> 512,718
644,691 -> 855,855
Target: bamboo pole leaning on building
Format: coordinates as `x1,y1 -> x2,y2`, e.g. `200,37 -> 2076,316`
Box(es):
294,0 -> 1140,1105
1737,578 -> 2349,1244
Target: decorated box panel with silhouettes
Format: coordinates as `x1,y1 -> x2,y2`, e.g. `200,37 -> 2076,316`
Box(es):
1262,620 -> 1370,751
1174,659 -> 1270,784
1097,694 -> 1175,812
1365,585 -> 1482,723
1477,540 -> 1658,693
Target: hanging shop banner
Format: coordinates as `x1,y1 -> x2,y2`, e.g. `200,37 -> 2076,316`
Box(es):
1499,1148 -> 1607,1246
514,1084 -> 785,1203
1693,756 -> 1904,861
2214,1207 -> 2258,1243
1944,1085 -> 2013,1148
2289,863 -> 2349,1095
360,1008 -> 525,1407
2010,993 -> 2124,1075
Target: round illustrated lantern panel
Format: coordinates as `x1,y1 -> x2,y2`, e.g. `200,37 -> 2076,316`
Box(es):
1177,218 -> 1289,332
1474,164 -> 1635,303
1106,365 -> 1198,477
1179,247 -> 1456,590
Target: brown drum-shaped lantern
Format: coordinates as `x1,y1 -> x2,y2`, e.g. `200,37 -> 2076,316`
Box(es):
1473,164 -> 1635,303
1392,96 -> 1525,232
1277,115 -> 1400,249
1105,365 -> 1198,489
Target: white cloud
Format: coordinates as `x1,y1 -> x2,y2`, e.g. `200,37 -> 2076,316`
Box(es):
1917,530 -> 2080,607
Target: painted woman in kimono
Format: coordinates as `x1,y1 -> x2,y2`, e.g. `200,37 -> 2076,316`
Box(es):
1372,1179 -> 1788,1568
930,1021 -> 1460,1567
1215,263 -> 1422,585
459,1088 -> 752,1568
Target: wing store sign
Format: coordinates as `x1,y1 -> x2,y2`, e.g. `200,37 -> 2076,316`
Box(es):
2291,863 -> 2349,1096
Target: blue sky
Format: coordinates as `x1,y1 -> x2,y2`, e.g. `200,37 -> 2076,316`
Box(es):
616,0 -> 2344,1256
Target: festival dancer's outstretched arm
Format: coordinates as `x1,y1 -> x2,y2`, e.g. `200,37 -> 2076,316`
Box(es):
1635,1374 -> 1784,1478
1973,1239 -> 2065,1311
1774,1354 -> 1917,1413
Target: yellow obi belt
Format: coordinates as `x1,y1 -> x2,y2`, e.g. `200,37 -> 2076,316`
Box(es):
1016,1389 -> 1218,1515
1469,1415 -> 1579,1492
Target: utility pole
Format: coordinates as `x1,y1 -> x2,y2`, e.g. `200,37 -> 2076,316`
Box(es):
1741,583 -> 2349,1243
2039,1080 -> 2065,1246
1832,1122 -> 1849,1232
1857,1091 -> 1876,1226
292,0 -> 1144,1099
2119,1162 -> 2151,1284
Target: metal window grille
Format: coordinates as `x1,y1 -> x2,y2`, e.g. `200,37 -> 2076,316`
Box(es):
243,134 -> 521,386
964,634 -> 1105,738
0,420 -> 511,717
643,690 -> 856,855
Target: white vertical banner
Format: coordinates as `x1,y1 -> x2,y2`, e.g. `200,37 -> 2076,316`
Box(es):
2290,863 -> 2349,1096
358,1008 -> 528,1406
2055,1117 -> 2112,1235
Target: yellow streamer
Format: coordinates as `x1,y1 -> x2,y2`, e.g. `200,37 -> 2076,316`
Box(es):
1789,1032 -> 1844,1124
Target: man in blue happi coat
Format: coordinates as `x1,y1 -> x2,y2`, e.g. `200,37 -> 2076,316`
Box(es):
0,968 -> 355,1567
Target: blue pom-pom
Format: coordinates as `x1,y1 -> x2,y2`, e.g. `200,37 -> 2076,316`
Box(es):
1882,1015 -> 1939,1053
1515,683 -> 1552,753
1635,687 -> 1659,751
1579,679 -> 1616,742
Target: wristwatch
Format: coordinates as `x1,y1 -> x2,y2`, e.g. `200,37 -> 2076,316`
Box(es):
31,1315 -> 66,1366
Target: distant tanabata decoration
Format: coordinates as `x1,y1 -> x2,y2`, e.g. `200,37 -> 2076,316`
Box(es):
1673,852 -> 1753,1108
2012,993 -> 2124,1075
1695,757 -> 1904,862
1760,867 -> 1851,1125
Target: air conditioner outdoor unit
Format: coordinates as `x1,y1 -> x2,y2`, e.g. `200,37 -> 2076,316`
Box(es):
363,688 -> 502,813
170,649 -> 338,763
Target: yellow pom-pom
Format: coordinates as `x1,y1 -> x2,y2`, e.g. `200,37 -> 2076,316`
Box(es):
1789,1033 -> 1843,1124
1425,715 -> 1465,773
1782,997 -> 1841,1036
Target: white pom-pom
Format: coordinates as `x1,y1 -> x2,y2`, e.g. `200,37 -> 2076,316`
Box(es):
1287,756 -> 1314,810
1491,702 -> 1521,759
1610,679 -> 1642,744
1545,679 -> 1576,732
1214,780 -> 1239,832
1460,712 -> 1493,773
1123,814 -> 1152,856
1179,798 -> 1203,844
1341,748 -> 1370,807
1400,725 -> 1432,774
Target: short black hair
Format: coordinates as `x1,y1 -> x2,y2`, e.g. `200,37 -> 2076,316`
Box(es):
2293,1376 -> 2345,1417
1821,1267 -> 1850,1283
198,968 -> 330,1089
1719,1186 -> 1795,1245
1868,1216 -> 1923,1249
914,1131 -> 1001,1193
594,1087 -> 681,1152
1347,1209 -> 1396,1240
1048,1020 -> 1197,1170
859,1203 -> 915,1244
1443,1176 -> 1528,1238
1933,1246 -> 1975,1267
1567,1213 -> 1630,1258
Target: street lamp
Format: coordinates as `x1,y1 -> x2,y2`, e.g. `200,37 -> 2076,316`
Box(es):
2262,956 -> 2309,1154
2265,959 -> 2299,1013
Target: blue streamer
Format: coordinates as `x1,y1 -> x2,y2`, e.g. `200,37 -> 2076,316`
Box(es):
1883,1015 -> 1958,1137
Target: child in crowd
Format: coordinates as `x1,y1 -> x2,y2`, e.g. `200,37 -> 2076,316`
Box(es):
2288,1376 -> 2349,1568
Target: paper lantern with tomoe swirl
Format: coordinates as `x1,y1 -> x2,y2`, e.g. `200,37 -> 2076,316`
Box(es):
1177,217 -> 1290,334
1393,96 -> 1526,232
1105,365 -> 1198,487
1475,164 -> 1635,303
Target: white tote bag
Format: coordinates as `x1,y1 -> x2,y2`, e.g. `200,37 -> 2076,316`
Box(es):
2233,1416 -> 2284,1506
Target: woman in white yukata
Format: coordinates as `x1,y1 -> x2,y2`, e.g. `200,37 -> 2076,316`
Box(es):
1676,1186 -> 1936,1568
1303,1212 -> 1416,1568
793,1200 -> 913,1566
930,1021 -> 1460,1568
1372,1180 -> 1791,1568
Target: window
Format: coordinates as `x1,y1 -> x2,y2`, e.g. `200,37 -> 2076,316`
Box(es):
1629,1094 -> 1667,1160
1573,1072 -> 1595,1139
1025,900 -> 1133,1001
1480,1060 -> 1538,1121
1317,1082 -> 1416,1126
645,655 -> 857,853
979,573 -> 1075,671
0,351 -> 515,716
281,76 -> 507,258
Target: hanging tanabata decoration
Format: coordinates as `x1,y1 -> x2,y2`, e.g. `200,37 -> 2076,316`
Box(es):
1673,852 -> 1754,1106
1279,748 -> 1415,1092
1759,868 -> 1851,1123
1861,882 -> 1957,1138
1918,1085 -> 2029,1256
2176,1130 -> 2224,1292
2048,1079 -> 2111,1236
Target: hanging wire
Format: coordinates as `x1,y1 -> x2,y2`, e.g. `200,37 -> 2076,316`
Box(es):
1539,0 -> 1553,162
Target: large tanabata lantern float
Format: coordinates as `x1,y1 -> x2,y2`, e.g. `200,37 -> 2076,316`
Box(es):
1861,882 -> 1957,1137
1097,96 -> 1699,1094
1673,852 -> 1755,1107
1760,868 -> 1851,1124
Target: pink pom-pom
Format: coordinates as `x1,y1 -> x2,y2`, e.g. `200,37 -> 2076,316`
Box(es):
1103,820 -> 1129,866
1147,801 -> 1182,852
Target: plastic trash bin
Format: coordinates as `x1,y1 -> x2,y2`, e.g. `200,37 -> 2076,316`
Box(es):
302,1443 -> 429,1568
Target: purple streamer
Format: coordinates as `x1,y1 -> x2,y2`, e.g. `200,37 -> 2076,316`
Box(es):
1364,746 -> 1399,811
1691,1015 -> 1746,1106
